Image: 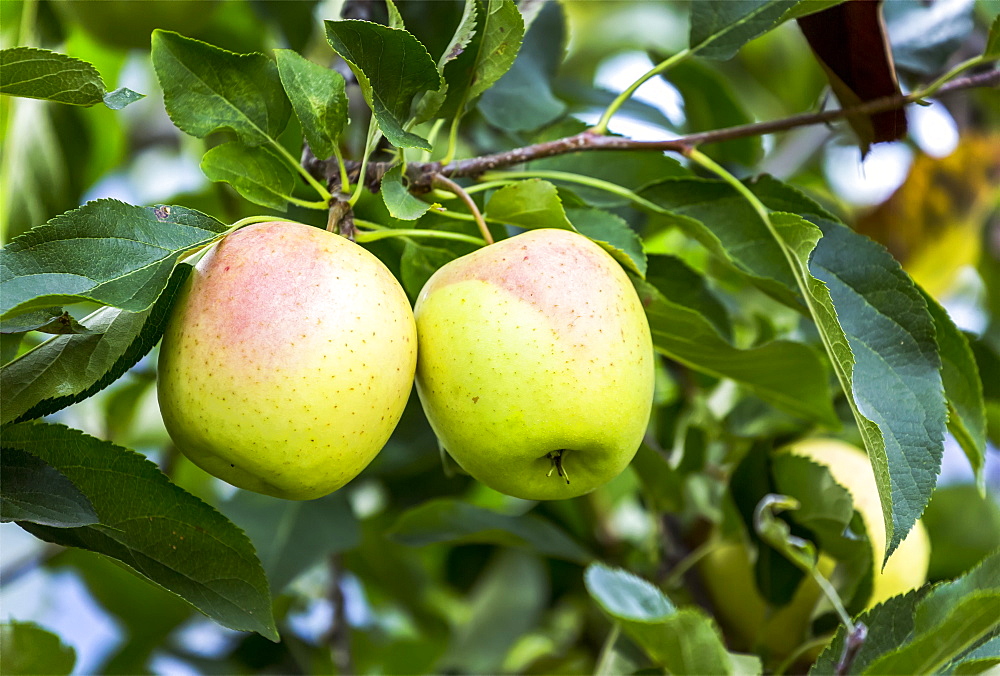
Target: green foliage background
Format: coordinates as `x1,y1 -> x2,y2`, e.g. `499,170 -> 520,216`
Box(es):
1,1 -> 998,674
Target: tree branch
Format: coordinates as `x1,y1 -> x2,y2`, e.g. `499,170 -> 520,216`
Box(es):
304,69 -> 998,193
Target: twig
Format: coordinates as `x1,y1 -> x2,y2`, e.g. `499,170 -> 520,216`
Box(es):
303,69 -> 999,192
431,174 -> 494,245
325,553 -> 354,674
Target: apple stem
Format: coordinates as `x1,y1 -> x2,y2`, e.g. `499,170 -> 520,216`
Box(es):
546,450 -> 571,484
432,174 -> 494,245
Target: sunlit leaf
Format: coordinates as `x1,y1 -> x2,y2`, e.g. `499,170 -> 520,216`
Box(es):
324,20 -> 440,149
200,142 -> 298,211
274,49 -> 347,160
151,30 -> 290,145
0,201 -> 226,319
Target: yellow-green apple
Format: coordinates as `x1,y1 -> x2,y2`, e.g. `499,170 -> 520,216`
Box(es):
699,438 -> 930,656
788,438 -> 930,605
413,228 -> 654,500
157,221 -> 417,500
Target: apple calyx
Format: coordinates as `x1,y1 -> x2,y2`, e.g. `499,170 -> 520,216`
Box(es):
546,450 -> 571,484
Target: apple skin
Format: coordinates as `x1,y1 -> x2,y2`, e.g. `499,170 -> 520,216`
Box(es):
788,438 -> 930,605
700,439 -> 930,656
157,221 -> 417,500
413,228 -> 654,500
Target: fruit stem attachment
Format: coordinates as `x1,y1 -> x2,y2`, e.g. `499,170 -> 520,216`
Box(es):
545,450 -> 571,484
432,174 -> 494,245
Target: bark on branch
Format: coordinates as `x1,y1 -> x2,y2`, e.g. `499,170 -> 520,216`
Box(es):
303,69 -> 999,194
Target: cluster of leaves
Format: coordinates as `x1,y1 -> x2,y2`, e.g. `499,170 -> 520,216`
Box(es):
1,0 -> 999,674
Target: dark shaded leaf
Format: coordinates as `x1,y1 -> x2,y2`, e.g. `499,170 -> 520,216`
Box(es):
798,0 -> 906,152
4,422 -> 277,640
666,58 -> 762,166
478,1 -> 565,131
388,498 -> 592,563
0,308 -> 92,335
1,262 -> 192,424
635,268 -> 837,426
0,447 -> 98,527
567,208 -> 646,277
222,490 -> 360,593
690,0 -> 799,60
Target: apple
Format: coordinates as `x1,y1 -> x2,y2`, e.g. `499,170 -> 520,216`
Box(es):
699,438 -> 930,656
157,221 -> 417,500
787,438 -> 930,605
413,228 -> 654,500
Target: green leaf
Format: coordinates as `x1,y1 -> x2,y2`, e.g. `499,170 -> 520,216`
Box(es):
412,0 -> 479,123
632,444 -> 684,513
0,200 -> 227,320
566,208 -> 646,278
478,1 -> 565,131
666,58 -> 762,166
585,563 -> 735,675
400,242 -> 458,300
645,254 -> 731,339
639,177 -> 800,305
222,491 -> 359,593
0,48 -> 144,108
381,164 -> 432,220
986,14 -> 1000,59
387,498 -> 592,564
634,266 -> 838,426
863,552 -> 1000,674
811,588 -> 924,675
771,454 -> 873,613
0,262 -> 192,425
0,308 -> 92,335
151,30 -> 290,145
0,447 -> 98,527
200,142 -> 298,211
692,174 -> 946,563
101,86 -> 144,110
804,217 -> 945,561
465,0 -> 524,103
0,621 -> 75,676
485,179 -> 574,230
921,290 -> 987,491
439,550 -> 548,673
689,0 -> 800,60
0,46 -> 104,106
385,0 -> 406,29
324,20 -> 441,149
274,49 -> 347,161
585,563 -> 674,620
4,421 -> 278,640
948,636 -> 1000,675
923,485 -> 1000,582
884,0 -> 976,74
